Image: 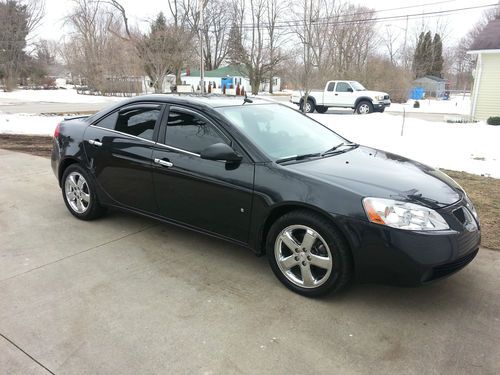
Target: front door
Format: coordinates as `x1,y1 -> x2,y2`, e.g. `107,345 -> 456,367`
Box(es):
152,106 -> 254,243
333,81 -> 355,107
83,103 -> 164,213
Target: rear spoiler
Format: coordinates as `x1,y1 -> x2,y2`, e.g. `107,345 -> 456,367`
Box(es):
63,115 -> 90,121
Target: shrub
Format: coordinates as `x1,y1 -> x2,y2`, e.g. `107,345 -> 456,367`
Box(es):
413,101 -> 420,108
487,116 -> 500,125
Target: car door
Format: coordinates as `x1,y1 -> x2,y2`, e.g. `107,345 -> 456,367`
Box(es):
322,81 -> 337,106
334,81 -> 355,107
151,106 -> 255,243
84,103 -> 164,213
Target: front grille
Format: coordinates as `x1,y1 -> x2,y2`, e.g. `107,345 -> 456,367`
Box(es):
453,207 -> 466,224
384,95 -> 390,100
429,249 -> 478,280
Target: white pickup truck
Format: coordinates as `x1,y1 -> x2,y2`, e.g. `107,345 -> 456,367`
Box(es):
291,80 -> 391,114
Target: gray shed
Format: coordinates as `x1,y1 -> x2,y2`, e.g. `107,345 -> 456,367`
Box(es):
412,75 -> 447,98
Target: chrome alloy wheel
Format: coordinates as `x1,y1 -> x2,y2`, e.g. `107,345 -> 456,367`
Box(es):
64,171 -> 90,214
274,225 -> 333,288
304,101 -> 312,113
358,103 -> 370,114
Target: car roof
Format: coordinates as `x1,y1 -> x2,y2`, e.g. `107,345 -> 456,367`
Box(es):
123,94 -> 274,108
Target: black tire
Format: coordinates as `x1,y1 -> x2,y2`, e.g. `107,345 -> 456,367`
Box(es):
266,210 -> 353,297
300,98 -> 315,113
378,107 -> 386,113
61,164 -> 106,220
356,100 -> 373,114
316,106 -> 328,114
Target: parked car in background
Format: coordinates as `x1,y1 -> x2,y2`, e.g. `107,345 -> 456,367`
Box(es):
52,95 -> 479,297
291,80 -> 391,114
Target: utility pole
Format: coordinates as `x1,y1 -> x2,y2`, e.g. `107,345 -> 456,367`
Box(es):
199,0 -> 207,94
403,15 -> 408,70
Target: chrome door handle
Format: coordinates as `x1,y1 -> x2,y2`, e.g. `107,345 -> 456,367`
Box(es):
89,139 -> 102,147
154,158 -> 173,168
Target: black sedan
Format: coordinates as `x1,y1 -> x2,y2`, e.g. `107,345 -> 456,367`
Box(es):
51,95 -> 480,296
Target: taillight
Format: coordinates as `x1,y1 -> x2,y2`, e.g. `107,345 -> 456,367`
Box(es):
54,123 -> 61,138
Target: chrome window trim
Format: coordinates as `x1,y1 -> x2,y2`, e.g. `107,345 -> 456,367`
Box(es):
89,124 -> 201,157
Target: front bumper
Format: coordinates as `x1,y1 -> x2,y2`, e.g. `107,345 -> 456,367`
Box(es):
373,100 -> 391,110
338,199 -> 481,285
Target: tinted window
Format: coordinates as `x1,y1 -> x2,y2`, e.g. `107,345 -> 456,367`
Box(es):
335,82 -> 351,92
95,112 -> 118,130
116,108 -> 160,141
165,111 -> 227,154
327,82 -> 335,91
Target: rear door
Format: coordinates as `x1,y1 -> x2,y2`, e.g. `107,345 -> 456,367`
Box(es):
84,103 -> 164,213
322,81 -> 337,106
151,106 -> 255,243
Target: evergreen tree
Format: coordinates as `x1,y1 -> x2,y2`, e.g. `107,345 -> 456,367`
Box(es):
0,0 -> 30,90
412,32 -> 425,78
431,33 -> 443,77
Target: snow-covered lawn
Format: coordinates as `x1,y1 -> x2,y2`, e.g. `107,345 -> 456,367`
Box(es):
0,113 -> 64,136
311,112 -> 499,178
0,89 -> 123,104
387,96 -> 471,115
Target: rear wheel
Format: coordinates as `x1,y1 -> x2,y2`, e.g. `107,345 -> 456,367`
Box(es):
356,100 -> 373,114
266,210 -> 353,297
316,106 -> 328,113
62,164 -> 106,220
301,98 -> 315,113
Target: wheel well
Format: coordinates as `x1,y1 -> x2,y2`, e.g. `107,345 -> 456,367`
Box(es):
354,97 -> 373,107
259,204 -> 350,255
300,95 -> 316,106
58,158 -> 79,186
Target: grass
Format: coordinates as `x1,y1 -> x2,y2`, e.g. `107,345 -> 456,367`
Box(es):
1,134 -> 498,250
441,169 -> 499,250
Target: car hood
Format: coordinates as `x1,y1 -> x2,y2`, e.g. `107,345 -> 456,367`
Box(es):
362,90 -> 388,98
285,146 -> 462,209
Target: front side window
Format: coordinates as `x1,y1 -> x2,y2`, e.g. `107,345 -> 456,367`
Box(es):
216,104 -> 346,160
335,82 -> 352,92
327,82 -> 335,91
165,110 -> 227,154
116,107 -> 160,141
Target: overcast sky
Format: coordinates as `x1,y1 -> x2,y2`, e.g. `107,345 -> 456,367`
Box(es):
37,0 -> 496,45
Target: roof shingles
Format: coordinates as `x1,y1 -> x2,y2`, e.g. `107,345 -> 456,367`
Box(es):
469,18 -> 500,51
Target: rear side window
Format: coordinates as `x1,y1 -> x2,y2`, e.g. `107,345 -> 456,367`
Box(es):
116,108 -> 160,141
95,112 -> 118,130
165,110 -> 227,154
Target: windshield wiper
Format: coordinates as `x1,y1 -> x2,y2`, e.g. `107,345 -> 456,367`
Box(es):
321,142 -> 358,156
275,153 -> 321,164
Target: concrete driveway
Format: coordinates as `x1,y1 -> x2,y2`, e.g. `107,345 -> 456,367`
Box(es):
0,149 -> 499,375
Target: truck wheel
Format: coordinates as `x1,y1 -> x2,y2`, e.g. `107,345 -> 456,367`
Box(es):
378,107 -> 386,113
356,101 -> 373,114
302,99 -> 315,113
316,106 -> 328,114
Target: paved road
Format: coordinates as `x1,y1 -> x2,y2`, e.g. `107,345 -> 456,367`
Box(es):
0,150 -> 499,374
0,95 -> 457,122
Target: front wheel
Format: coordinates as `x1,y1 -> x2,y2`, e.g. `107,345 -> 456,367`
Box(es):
62,164 -> 106,220
316,106 -> 328,113
356,100 -> 373,114
266,210 -> 353,297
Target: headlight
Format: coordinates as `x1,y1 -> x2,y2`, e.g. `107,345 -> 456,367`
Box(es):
363,197 -> 450,231
375,95 -> 385,101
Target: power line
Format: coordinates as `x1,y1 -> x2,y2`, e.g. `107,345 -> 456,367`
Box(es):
233,3 -> 498,30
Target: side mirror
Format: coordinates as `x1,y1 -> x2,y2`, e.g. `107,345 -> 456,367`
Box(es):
200,143 -> 242,162
347,88 -> 353,93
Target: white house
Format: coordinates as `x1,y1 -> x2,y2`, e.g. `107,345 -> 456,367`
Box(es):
468,17 -> 500,120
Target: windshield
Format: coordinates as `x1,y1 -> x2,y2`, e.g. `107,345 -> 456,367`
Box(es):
350,81 -> 366,91
216,104 -> 346,161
